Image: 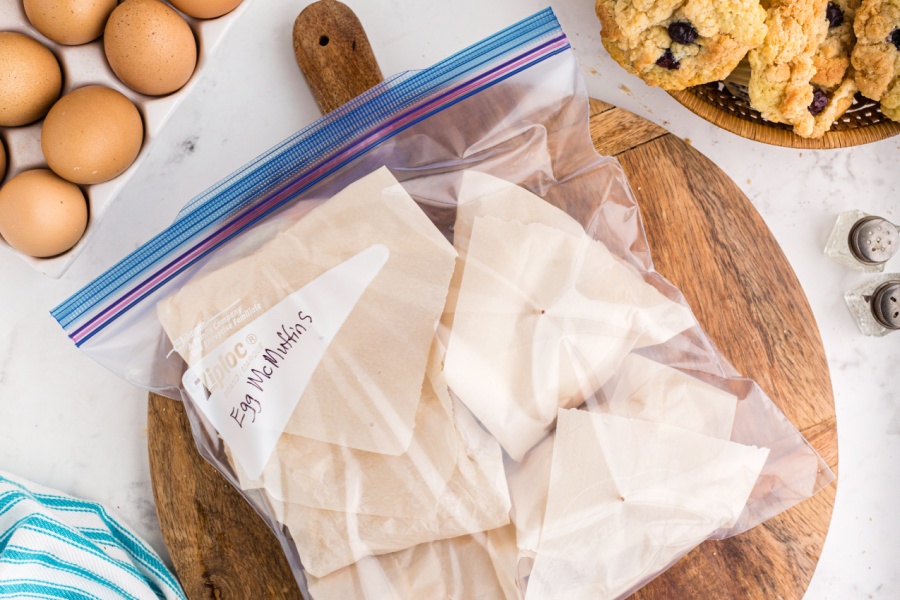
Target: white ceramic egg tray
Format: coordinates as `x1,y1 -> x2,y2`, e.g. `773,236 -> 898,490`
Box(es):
0,0 -> 252,278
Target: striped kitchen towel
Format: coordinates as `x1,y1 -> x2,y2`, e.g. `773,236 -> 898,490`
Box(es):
0,471 -> 186,600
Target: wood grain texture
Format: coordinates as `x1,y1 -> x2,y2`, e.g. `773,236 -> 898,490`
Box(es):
148,394 -> 303,600
589,107 -> 666,156
149,4 -> 836,598
292,0 -> 383,114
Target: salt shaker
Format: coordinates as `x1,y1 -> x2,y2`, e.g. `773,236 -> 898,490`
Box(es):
845,273 -> 900,336
825,210 -> 899,272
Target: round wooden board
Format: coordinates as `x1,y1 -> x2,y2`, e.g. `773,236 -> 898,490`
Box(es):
148,99 -> 837,599
149,4 -> 836,597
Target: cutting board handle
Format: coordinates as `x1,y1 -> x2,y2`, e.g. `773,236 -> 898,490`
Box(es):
293,0 -> 384,114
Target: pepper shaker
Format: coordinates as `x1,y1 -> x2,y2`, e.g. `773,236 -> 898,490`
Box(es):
845,273 -> 900,336
825,210 -> 899,272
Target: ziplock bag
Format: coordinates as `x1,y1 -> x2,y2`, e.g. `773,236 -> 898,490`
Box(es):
53,9 -> 834,599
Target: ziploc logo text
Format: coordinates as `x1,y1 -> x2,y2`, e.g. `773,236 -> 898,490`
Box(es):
200,339 -> 247,393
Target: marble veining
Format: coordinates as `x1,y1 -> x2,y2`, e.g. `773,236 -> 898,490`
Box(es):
0,0 -> 898,595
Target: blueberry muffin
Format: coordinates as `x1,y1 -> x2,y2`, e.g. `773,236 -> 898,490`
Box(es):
749,0 -> 859,137
595,0 -> 768,90
851,0 -> 900,120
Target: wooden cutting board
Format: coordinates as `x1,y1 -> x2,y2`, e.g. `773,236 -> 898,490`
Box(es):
148,2 -> 837,598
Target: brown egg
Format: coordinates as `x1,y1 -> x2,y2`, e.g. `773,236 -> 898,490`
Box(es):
0,169 -> 88,258
169,0 -> 243,19
0,32 -> 62,126
24,0 -> 118,45
42,85 -> 144,185
104,0 -> 198,96
0,138 -> 6,182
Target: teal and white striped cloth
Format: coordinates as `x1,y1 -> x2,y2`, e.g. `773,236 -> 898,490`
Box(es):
0,471 -> 186,600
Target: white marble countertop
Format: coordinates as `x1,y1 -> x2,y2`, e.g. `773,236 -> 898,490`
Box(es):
1,0 -> 898,597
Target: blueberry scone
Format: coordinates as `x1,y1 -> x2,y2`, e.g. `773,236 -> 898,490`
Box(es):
595,0 -> 768,90
851,0 -> 900,120
811,0 -> 862,136
813,0 -> 861,88
749,0 -> 858,137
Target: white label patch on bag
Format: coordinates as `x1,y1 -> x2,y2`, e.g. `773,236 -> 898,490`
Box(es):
182,244 -> 390,479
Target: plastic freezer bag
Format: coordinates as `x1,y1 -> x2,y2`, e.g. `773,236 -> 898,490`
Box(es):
53,8 -> 834,600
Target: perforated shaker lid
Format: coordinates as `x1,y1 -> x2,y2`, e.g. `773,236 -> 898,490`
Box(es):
849,216 -> 899,265
871,281 -> 900,330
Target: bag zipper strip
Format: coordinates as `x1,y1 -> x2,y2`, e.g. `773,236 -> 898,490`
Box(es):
53,9 -> 567,341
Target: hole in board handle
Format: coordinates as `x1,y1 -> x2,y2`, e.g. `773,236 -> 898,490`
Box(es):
319,35 -> 330,46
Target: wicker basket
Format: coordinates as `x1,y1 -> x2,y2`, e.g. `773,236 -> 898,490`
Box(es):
669,82 -> 900,149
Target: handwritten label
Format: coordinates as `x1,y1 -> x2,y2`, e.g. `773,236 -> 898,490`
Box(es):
182,244 -> 390,479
